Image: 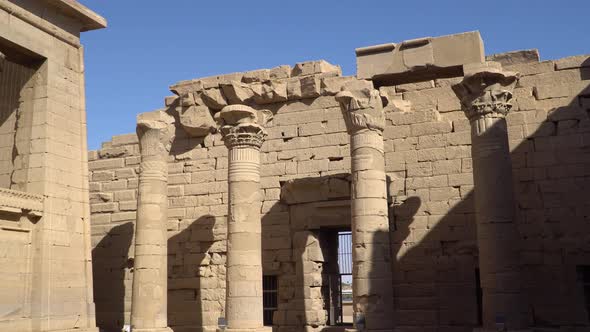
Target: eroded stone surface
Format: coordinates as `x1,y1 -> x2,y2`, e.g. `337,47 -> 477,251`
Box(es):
0,2 -> 105,332
131,110 -> 175,332
219,105 -> 269,331
356,31 -> 485,79
89,33 -> 590,332
456,62 -> 531,331
338,79 -> 394,331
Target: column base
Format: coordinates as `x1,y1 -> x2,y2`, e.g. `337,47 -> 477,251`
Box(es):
131,327 -> 173,332
218,327 -> 272,332
344,329 -> 394,332
474,329 -> 532,332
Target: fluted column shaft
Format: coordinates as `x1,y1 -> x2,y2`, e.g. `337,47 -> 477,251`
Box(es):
219,105 -> 271,332
456,62 -> 530,331
226,146 -> 263,330
337,81 -> 394,332
131,111 -> 174,332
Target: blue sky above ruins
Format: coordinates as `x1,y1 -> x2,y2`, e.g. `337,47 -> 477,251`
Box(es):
80,0 -> 590,150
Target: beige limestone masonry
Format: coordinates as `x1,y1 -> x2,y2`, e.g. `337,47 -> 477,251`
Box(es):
454,61 -> 530,331
131,110 -> 175,332
0,1 -> 105,332
336,80 -> 394,331
89,31 -> 590,332
219,105 -> 270,332
356,31 -> 484,81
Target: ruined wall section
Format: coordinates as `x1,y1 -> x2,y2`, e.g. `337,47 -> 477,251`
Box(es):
89,61 -> 355,332
90,52 -> 590,331
383,52 -> 590,329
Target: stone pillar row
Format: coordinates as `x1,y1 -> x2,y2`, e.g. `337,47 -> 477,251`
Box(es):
131,110 -> 174,332
336,81 -> 394,332
455,62 -> 531,332
129,63 -> 530,332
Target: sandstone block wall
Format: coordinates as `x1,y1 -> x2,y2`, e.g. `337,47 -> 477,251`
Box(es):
0,1 -> 105,331
89,52 -> 590,332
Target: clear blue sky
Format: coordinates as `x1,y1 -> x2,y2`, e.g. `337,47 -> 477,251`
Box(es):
80,0 -> 590,150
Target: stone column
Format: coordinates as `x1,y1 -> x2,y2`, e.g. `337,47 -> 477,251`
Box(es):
455,62 -> 530,331
131,110 -> 174,332
336,80 -> 394,332
218,105 -> 271,332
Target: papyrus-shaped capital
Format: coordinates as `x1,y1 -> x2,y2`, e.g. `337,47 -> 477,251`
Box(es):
454,61 -> 519,121
136,110 -> 175,156
217,105 -> 272,149
336,80 -> 385,133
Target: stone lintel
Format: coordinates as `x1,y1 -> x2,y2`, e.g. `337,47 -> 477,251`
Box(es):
356,31 -> 485,80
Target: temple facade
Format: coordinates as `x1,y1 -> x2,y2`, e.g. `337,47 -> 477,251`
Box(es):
88,30 -> 590,332
1,2 -> 589,332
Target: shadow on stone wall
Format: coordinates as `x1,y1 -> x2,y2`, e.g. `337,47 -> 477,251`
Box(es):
93,222 -> 134,332
391,192 -> 480,330
168,214 -> 216,332
279,174 -> 351,332
90,59 -> 590,332
390,64 -> 590,330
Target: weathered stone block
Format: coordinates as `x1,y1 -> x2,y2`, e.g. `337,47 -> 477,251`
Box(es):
112,133 -> 139,146
270,65 -> 291,79
404,87 -> 461,112
554,54 -> 590,70
357,31 -> 484,79
89,158 -> 125,170
200,88 -> 228,110
486,49 -> 540,66
291,60 -> 341,77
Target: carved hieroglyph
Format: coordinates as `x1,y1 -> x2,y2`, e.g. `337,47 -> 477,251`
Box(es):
455,62 -> 531,331
218,105 -> 271,331
336,80 -> 394,332
131,110 -> 175,332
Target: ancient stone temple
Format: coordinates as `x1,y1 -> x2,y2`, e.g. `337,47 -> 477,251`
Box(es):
0,1 -> 106,331
2,2 -> 590,331
88,29 -> 590,332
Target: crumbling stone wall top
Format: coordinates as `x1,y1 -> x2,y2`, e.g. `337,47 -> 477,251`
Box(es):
169,60 -> 345,105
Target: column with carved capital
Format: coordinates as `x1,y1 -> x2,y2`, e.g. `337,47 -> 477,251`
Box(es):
219,105 -> 271,332
336,80 -> 394,332
131,110 -> 174,332
455,62 -> 530,331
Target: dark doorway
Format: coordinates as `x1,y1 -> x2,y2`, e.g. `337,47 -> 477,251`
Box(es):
577,266 -> 590,321
327,230 -> 353,326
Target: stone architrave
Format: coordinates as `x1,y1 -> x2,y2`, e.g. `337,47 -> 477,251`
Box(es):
336,80 -> 394,332
218,105 -> 271,332
455,62 -> 531,331
130,110 -> 175,332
